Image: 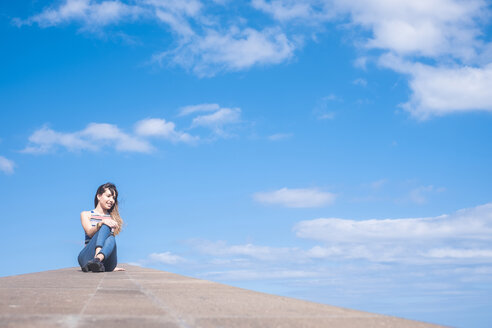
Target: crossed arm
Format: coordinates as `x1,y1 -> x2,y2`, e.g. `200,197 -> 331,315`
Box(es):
80,211 -> 119,238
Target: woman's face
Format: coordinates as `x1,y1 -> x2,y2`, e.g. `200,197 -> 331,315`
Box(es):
98,188 -> 115,211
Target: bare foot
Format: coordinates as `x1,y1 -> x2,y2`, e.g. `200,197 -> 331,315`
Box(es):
113,267 -> 126,271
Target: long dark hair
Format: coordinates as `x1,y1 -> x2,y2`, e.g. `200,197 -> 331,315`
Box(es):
94,182 -> 123,235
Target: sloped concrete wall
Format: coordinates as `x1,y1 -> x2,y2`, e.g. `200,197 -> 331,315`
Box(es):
0,264 -> 444,328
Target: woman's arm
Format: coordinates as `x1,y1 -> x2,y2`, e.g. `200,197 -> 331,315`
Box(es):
80,211 -> 99,238
80,211 -> 120,238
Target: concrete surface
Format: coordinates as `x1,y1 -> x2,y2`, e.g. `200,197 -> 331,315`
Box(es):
0,264 -> 445,328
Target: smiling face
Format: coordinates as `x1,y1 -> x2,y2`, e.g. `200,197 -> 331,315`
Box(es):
97,188 -> 115,211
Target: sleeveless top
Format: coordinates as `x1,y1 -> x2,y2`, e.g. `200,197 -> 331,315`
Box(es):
84,210 -> 111,245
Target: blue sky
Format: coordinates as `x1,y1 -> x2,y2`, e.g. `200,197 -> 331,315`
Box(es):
1,0 -> 492,327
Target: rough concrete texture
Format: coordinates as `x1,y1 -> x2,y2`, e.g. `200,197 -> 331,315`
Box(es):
0,264 -> 445,328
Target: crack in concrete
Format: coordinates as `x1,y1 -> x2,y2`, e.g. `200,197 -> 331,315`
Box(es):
69,272 -> 105,328
124,271 -> 192,328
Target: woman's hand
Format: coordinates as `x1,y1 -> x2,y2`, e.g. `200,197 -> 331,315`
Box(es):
102,218 -> 119,229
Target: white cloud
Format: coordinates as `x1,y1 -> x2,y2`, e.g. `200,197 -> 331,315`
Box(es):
353,78 -> 367,86
178,104 -> 244,137
191,107 -> 241,130
82,123 -> 153,152
253,0 -> 485,59
22,106 -> 243,154
369,179 -> 387,190
148,251 -> 185,264
267,133 -> 292,141
243,0 -> 492,117
381,55 -> 492,118
313,95 -> 338,120
145,0 -> 202,16
354,56 -> 368,70
178,103 -> 220,116
149,0 -> 203,38
134,201 -> 492,306
188,204 -> 492,266
339,0 -> 491,118
255,0 -> 492,118
426,248 -> 492,259
294,202 -> 492,263
253,187 -> 336,208
24,126 -> 95,153
19,0 -> 492,116
155,9 -> 194,37
201,269 -> 318,281
317,112 -> 335,120
23,123 -> 153,154
251,0 -> 333,22
17,0 -> 145,29
192,240 -> 301,261
165,26 -> 295,76
135,118 -> 175,136
334,0 -> 486,60
0,156 -> 15,175
134,118 -> 198,143
20,1 -> 297,76
295,207 -> 490,242
306,245 -> 343,258
407,185 -> 445,204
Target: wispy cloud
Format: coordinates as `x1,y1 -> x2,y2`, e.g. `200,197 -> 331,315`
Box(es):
295,202 -> 492,263
161,26 -> 295,77
148,0 -> 203,17
191,106 -> 242,135
191,239 -> 303,262
338,0 -> 491,118
189,202 -> 492,265
251,0 -> 334,22
267,133 -> 292,141
148,251 -> 186,265
18,1 -> 297,76
407,185 -> 446,204
23,123 -> 154,154
317,112 -> 335,120
370,179 -> 387,190
17,0 -> 492,116
135,200 -> 492,319
22,104 -> 246,154
154,1 -> 299,76
353,78 -> 367,87
381,54 -> 492,119
135,118 -> 198,143
255,0 -> 492,118
253,187 -> 336,208
15,0 -> 145,30
201,269 -> 318,281
178,103 -> 220,116
178,103 -> 245,137
313,95 -> 339,120
0,156 -> 15,175
23,117 -> 195,154
152,0 -> 203,39
334,0 -> 485,59
354,56 -> 368,70
426,248 -> 492,259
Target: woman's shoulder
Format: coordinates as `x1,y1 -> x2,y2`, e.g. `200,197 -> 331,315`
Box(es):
80,210 -> 93,218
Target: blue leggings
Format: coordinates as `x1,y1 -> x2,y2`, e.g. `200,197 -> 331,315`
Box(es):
78,224 -> 117,272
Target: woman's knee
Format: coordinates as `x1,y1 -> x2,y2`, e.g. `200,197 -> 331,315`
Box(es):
95,224 -> 111,243
99,224 -> 111,233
